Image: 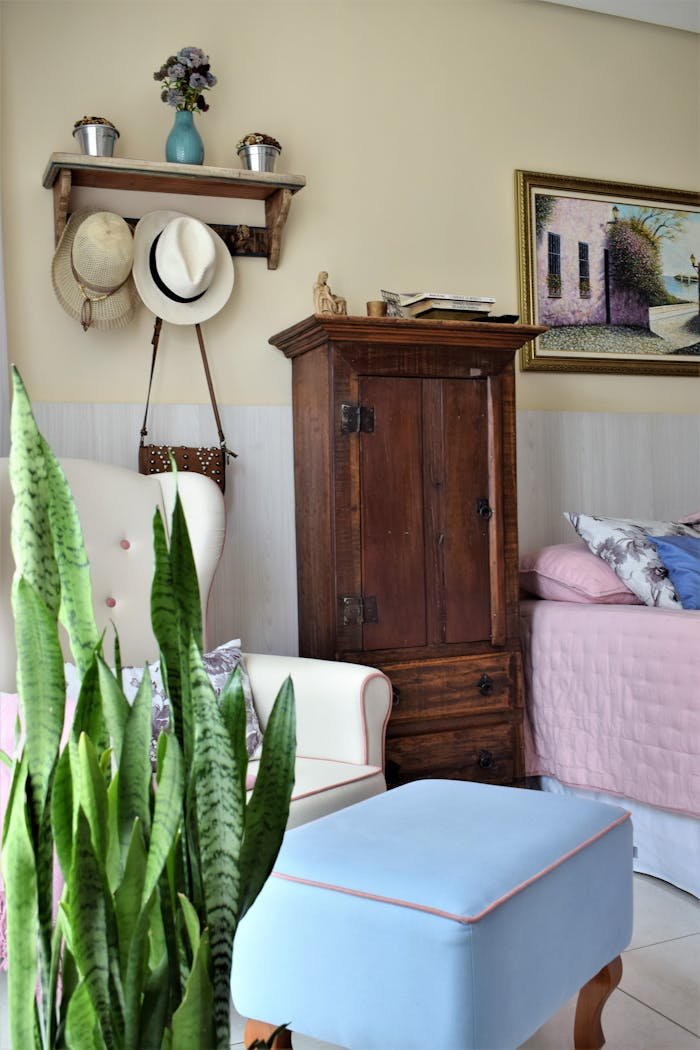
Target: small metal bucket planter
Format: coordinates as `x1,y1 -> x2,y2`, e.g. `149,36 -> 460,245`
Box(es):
237,143 -> 280,173
73,122 -> 120,157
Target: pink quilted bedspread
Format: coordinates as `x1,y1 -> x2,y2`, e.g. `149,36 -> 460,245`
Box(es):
521,599 -> 700,819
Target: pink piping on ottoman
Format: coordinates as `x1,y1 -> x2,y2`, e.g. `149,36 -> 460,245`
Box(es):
272,811 -> 631,925
290,766 -> 383,802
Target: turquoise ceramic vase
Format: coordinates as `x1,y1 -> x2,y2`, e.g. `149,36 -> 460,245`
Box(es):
165,109 -> 204,165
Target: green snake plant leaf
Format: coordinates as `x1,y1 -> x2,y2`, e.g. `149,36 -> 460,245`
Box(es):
170,928 -> 214,1050
238,676 -> 296,920
217,667 -> 248,798
43,440 -> 100,675
137,953 -> 171,1050
64,980 -> 108,1050
118,670 -> 153,856
105,770 -> 123,893
69,808 -> 114,1049
151,509 -> 186,755
189,639 -> 244,1048
51,745 -> 74,881
114,818 -> 147,981
177,892 -> 201,959
71,653 -> 109,759
9,367 -> 60,618
11,576 -> 64,822
2,755 -> 39,1050
168,492 -> 203,655
142,732 -> 184,908
97,656 -> 130,765
122,889 -> 160,1050
79,732 -> 109,862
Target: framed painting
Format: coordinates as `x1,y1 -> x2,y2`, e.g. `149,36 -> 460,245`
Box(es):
515,170 -> 700,374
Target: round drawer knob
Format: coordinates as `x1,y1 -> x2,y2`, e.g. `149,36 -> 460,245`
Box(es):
477,673 -> 494,696
477,749 -> 494,769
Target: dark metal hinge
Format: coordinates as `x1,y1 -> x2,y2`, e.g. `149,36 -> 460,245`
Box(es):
340,402 -> 375,435
339,594 -> 378,626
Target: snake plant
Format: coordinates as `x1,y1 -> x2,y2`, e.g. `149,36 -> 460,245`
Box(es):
2,367 -> 296,1049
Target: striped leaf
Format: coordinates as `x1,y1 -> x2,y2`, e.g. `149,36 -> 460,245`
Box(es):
12,576 -> 64,821
142,733 -> 184,908
150,509 -> 185,750
137,953 -> 171,1050
71,653 -> 109,759
97,657 -> 130,765
170,929 -> 214,1050
239,676 -> 296,919
2,756 -> 39,1050
79,733 -> 109,870
218,668 -> 248,798
177,892 -> 201,959
190,640 -> 244,1048
51,744 -> 74,880
9,367 -> 60,618
64,979 -> 108,1050
43,438 -> 100,675
118,670 -> 153,856
69,809 -> 114,1049
168,493 -> 203,655
122,892 -> 157,1050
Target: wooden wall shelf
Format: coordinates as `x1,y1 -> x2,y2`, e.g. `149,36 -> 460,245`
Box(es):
42,153 -> 306,269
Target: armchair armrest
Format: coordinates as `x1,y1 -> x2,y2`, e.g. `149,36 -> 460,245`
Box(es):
243,653 -> 391,768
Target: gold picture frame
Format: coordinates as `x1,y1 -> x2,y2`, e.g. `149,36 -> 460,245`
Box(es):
515,170 -> 700,375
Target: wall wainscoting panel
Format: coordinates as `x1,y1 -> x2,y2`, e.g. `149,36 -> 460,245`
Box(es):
27,404 -> 700,653
517,410 -> 700,554
32,402 -> 299,658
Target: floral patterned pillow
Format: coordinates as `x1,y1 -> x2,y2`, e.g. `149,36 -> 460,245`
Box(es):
116,639 -> 262,763
564,513 -> 700,609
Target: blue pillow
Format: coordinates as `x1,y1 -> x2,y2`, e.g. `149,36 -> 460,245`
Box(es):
648,535 -> 700,610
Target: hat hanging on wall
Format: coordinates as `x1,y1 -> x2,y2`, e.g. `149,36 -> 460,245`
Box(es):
132,211 -> 234,325
52,209 -> 139,332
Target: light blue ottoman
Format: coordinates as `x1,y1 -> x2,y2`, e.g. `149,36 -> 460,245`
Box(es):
232,780 -> 633,1050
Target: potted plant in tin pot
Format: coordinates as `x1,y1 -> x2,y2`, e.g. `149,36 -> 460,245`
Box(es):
1,367 -> 295,1049
236,133 -> 282,173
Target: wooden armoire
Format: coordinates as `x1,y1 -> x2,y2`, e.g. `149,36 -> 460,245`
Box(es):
270,314 -> 545,788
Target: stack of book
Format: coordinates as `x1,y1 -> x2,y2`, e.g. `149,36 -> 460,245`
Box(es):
381,290 -> 495,321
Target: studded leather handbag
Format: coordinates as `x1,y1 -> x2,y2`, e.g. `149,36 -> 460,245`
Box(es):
138,317 -> 235,493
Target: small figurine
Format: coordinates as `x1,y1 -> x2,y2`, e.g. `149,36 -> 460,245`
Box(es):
314,271 -> 347,315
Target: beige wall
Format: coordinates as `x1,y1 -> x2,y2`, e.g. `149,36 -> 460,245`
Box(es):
1,0 -> 699,413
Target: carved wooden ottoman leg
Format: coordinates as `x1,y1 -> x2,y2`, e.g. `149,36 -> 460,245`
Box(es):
244,1018 -> 293,1049
574,955 -> 623,1049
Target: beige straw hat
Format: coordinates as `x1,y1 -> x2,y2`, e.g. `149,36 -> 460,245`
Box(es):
132,211 -> 234,325
52,209 -> 139,331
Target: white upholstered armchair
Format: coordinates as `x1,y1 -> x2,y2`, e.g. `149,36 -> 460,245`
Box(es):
0,458 -> 391,828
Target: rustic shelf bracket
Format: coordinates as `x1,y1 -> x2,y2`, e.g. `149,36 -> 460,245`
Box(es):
265,188 -> 292,270
53,168 -> 72,245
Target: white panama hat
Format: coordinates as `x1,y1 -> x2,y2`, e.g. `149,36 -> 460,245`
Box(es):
132,211 -> 234,324
52,209 -> 139,331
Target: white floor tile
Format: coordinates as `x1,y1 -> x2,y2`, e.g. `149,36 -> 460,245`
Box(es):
630,874 -> 700,950
621,933 -> 700,1036
521,987 -> 700,1049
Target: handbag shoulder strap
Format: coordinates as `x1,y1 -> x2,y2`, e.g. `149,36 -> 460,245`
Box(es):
139,318 -> 236,458
139,316 -> 162,445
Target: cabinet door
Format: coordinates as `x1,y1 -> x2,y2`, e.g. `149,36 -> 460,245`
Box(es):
358,376 -> 492,651
359,376 -> 426,650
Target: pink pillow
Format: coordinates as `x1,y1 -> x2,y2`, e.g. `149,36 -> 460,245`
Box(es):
680,511 -> 700,526
519,542 -> 642,604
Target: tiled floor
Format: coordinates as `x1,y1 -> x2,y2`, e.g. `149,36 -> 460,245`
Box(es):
229,873 -> 700,1050
0,873 -> 696,1049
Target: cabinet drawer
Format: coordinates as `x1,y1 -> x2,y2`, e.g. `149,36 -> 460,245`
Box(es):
384,654 -> 514,728
386,720 -> 516,787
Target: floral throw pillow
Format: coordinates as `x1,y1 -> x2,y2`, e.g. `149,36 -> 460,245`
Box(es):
107,639 -> 262,763
564,513 -> 700,609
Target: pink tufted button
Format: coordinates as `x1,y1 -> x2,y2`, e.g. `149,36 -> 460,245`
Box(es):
106,597 -> 117,608
120,539 -> 131,550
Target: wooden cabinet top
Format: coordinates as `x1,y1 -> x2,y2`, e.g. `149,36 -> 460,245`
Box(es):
269,314 -> 547,359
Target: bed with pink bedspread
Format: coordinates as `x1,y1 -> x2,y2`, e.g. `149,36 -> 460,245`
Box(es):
520,598 -> 700,897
